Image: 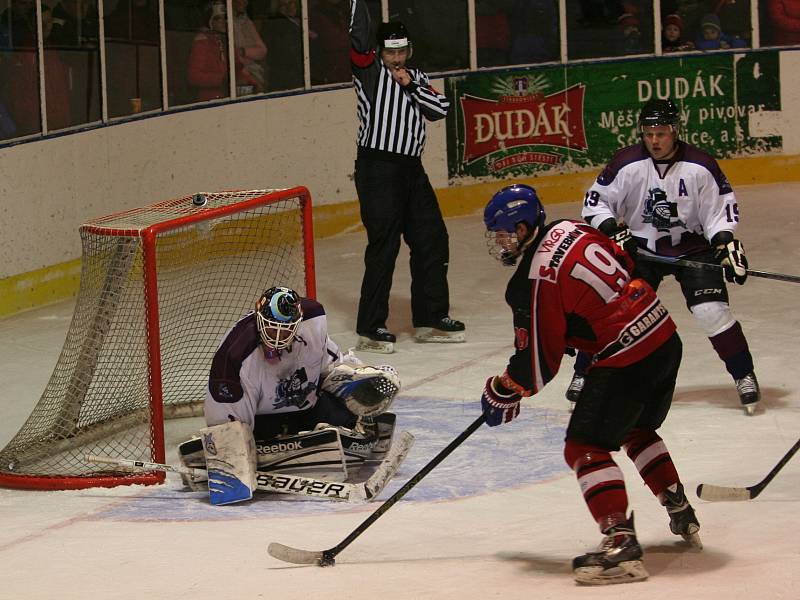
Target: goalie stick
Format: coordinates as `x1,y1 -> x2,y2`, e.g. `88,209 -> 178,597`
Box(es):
637,253 -> 800,284
268,413 -> 486,567
696,437 -> 800,502
85,430 -> 413,503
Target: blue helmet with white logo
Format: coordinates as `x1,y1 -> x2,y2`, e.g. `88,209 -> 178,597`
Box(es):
255,286 -> 302,351
484,184 -> 545,233
484,184 -> 546,265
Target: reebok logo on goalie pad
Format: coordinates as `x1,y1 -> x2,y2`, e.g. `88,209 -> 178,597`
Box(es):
257,441 -> 302,453
347,440 -> 376,452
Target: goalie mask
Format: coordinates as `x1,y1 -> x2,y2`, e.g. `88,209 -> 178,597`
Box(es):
483,184 -> 546,266
255,287 -> 302,354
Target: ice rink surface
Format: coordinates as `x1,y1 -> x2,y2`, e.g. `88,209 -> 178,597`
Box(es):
1,183 -> 799,599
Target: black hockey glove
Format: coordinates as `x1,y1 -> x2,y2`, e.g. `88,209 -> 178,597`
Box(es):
714,239 -> 748,285
608,225 -> 638,259
481,376 -> 521,427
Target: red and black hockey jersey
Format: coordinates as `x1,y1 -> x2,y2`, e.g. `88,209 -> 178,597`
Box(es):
503,220 -> 676,395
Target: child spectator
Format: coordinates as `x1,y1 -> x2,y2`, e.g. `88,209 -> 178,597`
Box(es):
617,11 -> 644,54
694,12 -> 747,49
662,12 -> 694,51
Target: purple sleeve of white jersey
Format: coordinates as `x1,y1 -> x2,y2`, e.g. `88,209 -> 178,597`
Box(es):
581,167 -> 623,227
693,158 -> 738,242
581,145 -> 645,227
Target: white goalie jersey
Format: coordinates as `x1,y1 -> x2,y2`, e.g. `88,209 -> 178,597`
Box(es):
582,141 -> 738,257
204,298 -> 345,427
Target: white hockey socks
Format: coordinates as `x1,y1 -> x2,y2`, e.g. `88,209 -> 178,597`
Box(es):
201,421 -> 258,506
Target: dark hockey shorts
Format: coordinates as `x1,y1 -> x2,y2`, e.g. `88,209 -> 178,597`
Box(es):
565,332 -> 682,450
253,392 -> 358,441
634,249 -> 729,309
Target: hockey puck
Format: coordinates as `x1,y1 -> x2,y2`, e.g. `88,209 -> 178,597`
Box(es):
192,193 -> 208,207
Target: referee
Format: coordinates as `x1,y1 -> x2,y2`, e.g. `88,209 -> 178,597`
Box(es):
349,0 -> 464,354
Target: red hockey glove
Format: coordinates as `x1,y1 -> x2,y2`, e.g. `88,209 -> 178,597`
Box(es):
481,376 -> 521,427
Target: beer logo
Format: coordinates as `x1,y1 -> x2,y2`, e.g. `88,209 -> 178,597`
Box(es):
460,76 -> 587,171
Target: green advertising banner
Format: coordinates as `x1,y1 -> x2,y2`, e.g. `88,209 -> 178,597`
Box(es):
446,51 -> 781,180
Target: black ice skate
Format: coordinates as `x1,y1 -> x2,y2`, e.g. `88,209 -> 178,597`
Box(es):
735,371 -> 760,415
660,483 -> 702,549
565,372 -> 585,411
356,327 -> 396,354
415,316 -> 466,343
573,514 -> 648,585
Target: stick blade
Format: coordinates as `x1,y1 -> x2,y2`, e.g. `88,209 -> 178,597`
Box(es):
268,542 -> 324,565
696,483 -> 753,502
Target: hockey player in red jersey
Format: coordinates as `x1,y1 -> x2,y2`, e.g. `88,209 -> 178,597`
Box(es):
481,184 -> 701,585
572,98 -> 759,415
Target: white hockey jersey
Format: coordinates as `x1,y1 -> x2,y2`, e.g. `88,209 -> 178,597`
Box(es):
204,298 -> 343,427
582,141 -> 739,257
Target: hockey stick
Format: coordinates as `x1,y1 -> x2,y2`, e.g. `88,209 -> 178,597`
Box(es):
696,437 -> 800,501
268,413 -> 487,566
637,253 -> 800,284
84,430 -> 413,503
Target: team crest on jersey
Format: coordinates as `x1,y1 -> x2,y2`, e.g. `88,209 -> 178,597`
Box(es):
274,368 -> 316,410
642,188 -> 685,231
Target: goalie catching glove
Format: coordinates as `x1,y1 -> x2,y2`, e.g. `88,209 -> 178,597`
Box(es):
481,376 -> 522,427
321,363 -> 400,417
714,239 -> 748,285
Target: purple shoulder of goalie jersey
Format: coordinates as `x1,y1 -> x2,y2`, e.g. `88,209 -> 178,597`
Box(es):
208,298 -> 326,404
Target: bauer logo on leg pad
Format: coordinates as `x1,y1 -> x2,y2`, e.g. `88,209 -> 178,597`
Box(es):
257,472 -> 351,500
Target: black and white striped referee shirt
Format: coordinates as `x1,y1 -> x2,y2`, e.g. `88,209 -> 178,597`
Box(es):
348,0 -> 449,158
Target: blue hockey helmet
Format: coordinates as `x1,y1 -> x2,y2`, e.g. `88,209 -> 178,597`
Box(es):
255,286 -> 302,353
484,184 -> 545,233
484,184 -> 545,265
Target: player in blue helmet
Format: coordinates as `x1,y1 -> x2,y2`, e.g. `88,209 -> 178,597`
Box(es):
483,184 -> 546,266
480,182 -> 700,585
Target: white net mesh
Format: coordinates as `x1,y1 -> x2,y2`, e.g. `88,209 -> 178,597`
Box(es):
0,188 -> 313,487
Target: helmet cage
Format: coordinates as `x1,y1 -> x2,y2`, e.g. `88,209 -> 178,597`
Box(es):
483,184 -> 545,265
255,287 -> 302,351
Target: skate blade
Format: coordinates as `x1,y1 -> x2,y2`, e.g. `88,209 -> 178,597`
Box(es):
568,401 -> 576,413
414,328 -> 466,343
355,338 -> 394,354
574,560 -> 649,585
742,402 -> 758,416
681,531 -> 703,550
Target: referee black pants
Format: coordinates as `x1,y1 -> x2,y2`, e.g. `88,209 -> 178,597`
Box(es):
354,152 -> 450,333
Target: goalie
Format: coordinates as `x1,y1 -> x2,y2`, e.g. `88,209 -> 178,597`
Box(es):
179,286 -> 402,505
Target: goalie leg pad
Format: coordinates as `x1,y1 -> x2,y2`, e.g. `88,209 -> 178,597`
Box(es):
178,436 -> 209,491
201,421 -> 257,506
256,427 -> 348,482
321,364 -> 401,417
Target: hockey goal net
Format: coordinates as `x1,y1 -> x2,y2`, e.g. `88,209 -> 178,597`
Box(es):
0,187 -> 315,490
